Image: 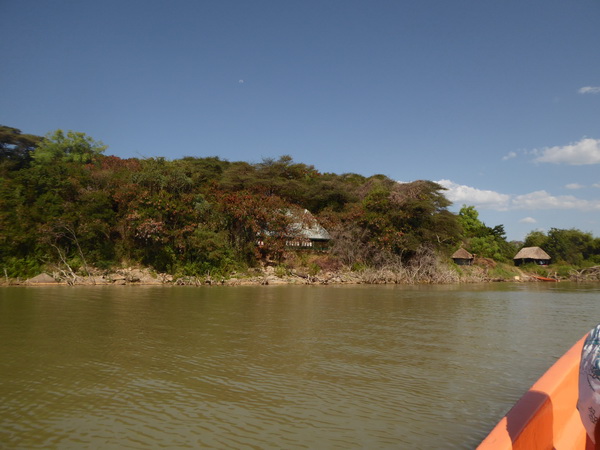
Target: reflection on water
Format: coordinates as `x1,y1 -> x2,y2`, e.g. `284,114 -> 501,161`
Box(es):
1,284 -> 599,448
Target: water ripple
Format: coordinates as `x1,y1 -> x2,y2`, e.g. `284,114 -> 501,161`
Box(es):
1,284 -> 599,448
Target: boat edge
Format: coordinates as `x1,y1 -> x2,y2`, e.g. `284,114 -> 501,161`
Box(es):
477,335 -> 589,449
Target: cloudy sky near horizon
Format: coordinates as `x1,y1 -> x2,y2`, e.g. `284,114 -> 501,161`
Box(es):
1,1 -> 599,241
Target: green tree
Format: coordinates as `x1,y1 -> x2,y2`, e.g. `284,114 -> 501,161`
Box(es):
457,205 -> 513,261
132,157 -> 193,195
0,125 -> 42,170
173,156 -> 230,189
523,230 -> 548,248
457,205 -> 483,236
183,228 -> 236,275
32,130 -> 107,165
544,228 -> 596,265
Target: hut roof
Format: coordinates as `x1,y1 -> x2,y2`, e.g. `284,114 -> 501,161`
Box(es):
452,248 -> 473,259
287,208 -> 331,241
514,246 -> 551,260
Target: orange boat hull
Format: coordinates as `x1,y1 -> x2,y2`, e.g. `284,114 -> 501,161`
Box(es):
532,275 -> 558,282
478,335 -> 592,449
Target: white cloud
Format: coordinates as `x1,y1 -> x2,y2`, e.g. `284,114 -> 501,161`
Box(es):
502,151 -> 517,161
512,190 -> 600,210
436,180 -> 510,210
533,138 -> 600,165
565,183 -> 584,190
436,180 -> 600,212
594,183 -> 600,189
519,217 -> 537,224
579,86 -> 600,94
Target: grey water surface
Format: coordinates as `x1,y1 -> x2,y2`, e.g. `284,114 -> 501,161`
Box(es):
1,283 -> 599,449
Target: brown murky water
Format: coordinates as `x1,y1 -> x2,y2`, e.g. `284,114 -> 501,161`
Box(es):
1,283 -> 599,448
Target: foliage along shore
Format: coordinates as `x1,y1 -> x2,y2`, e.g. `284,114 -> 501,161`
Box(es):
1,125 -> 600,283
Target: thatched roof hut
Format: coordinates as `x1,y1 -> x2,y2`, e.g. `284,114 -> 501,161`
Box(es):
260,208 -> 331,251
514,247 -> 551,266
285,208 -> 331,250
452,248 -> 474,265
288,209 -> 331,242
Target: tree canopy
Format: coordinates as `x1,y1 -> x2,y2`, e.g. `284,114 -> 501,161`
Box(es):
31,129 -> 107,165
456,205 -> 515,261
0,125 -> 42,170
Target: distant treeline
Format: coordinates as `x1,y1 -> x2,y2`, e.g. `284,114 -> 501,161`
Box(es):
1,125 -> 599,278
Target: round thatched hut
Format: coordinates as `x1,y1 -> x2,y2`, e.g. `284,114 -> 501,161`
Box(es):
452,248 -> 474,266
513,247 -> 551,266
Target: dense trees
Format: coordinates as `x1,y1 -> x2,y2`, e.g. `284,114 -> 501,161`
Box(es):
524,228 -> 600,265
1,125 -> 598,279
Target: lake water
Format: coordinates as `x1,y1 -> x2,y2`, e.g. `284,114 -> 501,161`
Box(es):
1,283 -> 599,449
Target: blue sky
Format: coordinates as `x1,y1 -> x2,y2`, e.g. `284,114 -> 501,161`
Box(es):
2,0 -> 599,241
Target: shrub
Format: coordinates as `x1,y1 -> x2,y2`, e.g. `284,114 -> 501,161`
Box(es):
1,256 -> 42,278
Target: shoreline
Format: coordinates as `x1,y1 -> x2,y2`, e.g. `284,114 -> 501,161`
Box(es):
4,265 -> 588,287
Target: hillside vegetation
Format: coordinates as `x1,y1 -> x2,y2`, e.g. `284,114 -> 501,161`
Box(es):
1,126 -> 599,283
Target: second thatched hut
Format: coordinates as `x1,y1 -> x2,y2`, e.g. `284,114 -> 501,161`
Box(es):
513,247 -> 551,266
